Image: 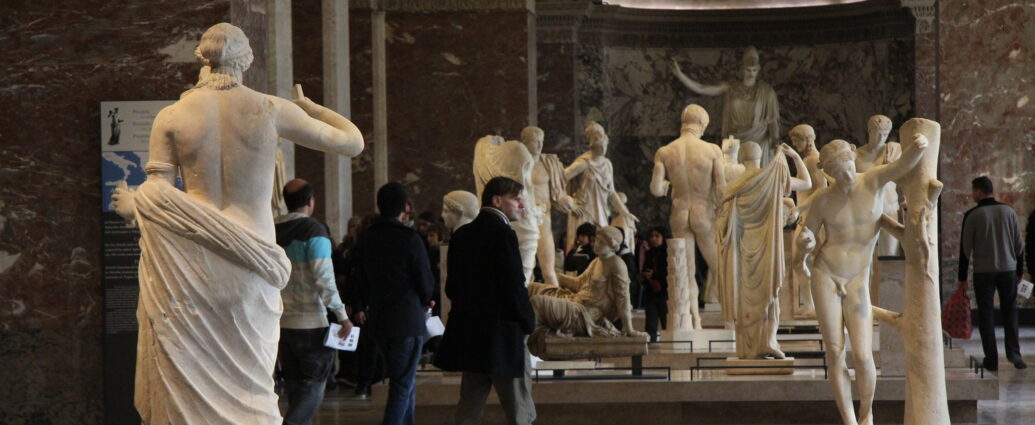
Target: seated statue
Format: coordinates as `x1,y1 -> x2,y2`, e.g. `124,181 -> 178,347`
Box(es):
528,226 -> 648,339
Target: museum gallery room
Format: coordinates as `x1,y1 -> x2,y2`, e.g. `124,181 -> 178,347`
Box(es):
2,0 -> 1034,424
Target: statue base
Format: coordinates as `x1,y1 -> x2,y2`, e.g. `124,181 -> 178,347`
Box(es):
528,329 -> 648,360
725,357 -> 795,375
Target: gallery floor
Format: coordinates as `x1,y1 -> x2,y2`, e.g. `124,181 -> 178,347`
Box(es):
302,327 -> 1035,425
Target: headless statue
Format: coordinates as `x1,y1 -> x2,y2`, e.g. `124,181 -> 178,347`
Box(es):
649,104 -> 727,329
520,126 -> 573,286
854,115 -> 903,256
716,142 -> 811,359
528,226 -> 648,339
564,122 -> 637,251
111,23 -> 364,425
798,134 -> 928,425
788,124 -> 827,319
671,47 -> 781,165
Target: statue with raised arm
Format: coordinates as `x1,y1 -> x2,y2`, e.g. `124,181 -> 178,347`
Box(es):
721,135 -> 747,183
473,135 -> 540,284
788,124 -> 827,319
528,226 -> 648,339
671,47 -> 781,165
854,115 -> 903,256
109,23 -> 364,425
716,142 -> 811,359
442,190 -> 479,232
564,122 -> 637,251
520,126 -> 574,286
797,133 -> 928,425
649,104 -> 726,329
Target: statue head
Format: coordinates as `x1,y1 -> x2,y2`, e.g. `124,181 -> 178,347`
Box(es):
741,46 -> 761,86
680,104 -> 709,137
593,226 -> 623,257
820,139 -> 857,186
442,190 -> 479,231
740,141 -> 762,168
520,126 -> 545,157
585,121 -> 609,157
193,23 -> 253,89
867,114 -> 892,145
789,124 -> 817,154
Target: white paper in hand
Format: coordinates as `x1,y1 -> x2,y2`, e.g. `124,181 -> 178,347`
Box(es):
426,316 -> 445,339
1019,279 -> 1033,299
325,324 -> 360,351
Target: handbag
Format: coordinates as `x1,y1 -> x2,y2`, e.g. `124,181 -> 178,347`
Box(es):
942,282 -> 973,340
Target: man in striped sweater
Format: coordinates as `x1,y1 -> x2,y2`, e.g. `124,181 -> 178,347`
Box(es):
276,179 -> 354,424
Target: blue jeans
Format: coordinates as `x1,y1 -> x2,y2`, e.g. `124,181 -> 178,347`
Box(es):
280,328 -> 336,425
379,335 -> 424,425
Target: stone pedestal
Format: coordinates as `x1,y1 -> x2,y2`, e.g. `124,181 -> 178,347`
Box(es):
528,331 -> 648,361
666,238 -> 695,330
877,258 -> 907,376
725,357 -> 795,375
658,328 -> 734,351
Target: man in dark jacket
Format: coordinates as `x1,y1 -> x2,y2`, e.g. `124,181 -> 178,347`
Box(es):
350,183 -> 435,425
434,176 -> 537,425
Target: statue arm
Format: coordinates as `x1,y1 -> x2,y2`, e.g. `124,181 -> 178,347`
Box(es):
609,191 -> 636,222
649,156 -> 670,197
671,59 -> 728,96
712,152 -> 728,206
781,144 -> 812,192
557,271 -> 581,292
275,94 -> 364,158
563,156 -> 588,181
871,133 -> 928,185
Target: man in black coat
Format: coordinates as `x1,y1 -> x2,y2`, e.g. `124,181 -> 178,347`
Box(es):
434,176 -> 537,425
350,183 -> 434,425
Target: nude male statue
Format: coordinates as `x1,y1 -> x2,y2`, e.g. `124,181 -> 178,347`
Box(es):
788,124 -> 827,318
854,115 -> 903,256
649,104 -> 727,328
798,134 -> 928,425
520,126 -> 573,286
111,23 -> 364,425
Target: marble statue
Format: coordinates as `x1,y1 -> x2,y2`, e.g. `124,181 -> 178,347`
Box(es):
854,115 -> 903,256
473,135 -> 540,284
520,126 -> 573,286
871,118 -> 949,425
610,192 -> 636,258
442,190 -> 479,232
528,226 -> 648,339
110,23 -> 364,425
788,124 -> 827,319
564,122 -> 637,251
721,135 -> 747,183
650,104 -> 727,329
671,47 -> 781,165
716,143 -> 811,359
797,133 -> 928,425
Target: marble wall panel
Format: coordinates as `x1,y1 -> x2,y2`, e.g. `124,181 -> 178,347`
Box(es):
0,1 -> 229,423
938,1 -> 1035,301
562,41 -> 915,231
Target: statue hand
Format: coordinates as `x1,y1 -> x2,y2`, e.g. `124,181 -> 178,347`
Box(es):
670,59 -> 684,76
111,180 -> 137,226
623,212 -> 639,223
797,227 -> 816,252
912,133 -> 929,150
292,95 -> 322,117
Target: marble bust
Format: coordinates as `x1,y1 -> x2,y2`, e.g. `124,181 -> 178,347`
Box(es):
649,104 -> 727,329
442,190 -> 478,232
798,133 -> 927,425
671,47 -> 781,165
528,226 -> 648,339
112,23 -> 364,425
563,122 -> 637,251
716,143 -> 811,359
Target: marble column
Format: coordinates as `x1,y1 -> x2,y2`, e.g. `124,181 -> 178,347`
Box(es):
323,0 -> 352,240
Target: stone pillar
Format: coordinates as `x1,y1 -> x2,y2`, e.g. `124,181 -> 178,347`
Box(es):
877,258 -> 907,377
371,4 -> 388,192
323,0 -> 352,240
526,0 -> 537,127
666,238 -> 693,332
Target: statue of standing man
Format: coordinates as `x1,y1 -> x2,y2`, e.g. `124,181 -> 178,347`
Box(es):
671,47 -> 781,165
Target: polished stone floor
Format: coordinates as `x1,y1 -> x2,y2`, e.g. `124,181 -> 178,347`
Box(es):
307,327 -> 1035,424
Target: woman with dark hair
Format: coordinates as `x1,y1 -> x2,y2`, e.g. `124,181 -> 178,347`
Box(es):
640,226 -> 671,342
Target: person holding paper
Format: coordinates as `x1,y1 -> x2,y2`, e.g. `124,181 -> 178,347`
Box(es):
959,176 -> 1026,370
275,179 -> 354,425
349,183 -> 435,425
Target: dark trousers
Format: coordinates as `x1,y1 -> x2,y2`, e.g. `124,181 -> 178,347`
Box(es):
379,335 -> 425,425
280,328 -> 336,425
356,324 -> 384,388
974,272 -> 1022,363
643,294 -> 668,342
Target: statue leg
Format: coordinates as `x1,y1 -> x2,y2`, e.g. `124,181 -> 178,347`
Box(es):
843,271 -> 876,425
790,224 -> 816,318
670,206 -> 701,330
513,220 -> 540,285
811,266 -> 859,425
689,204 -> 720,305
536,213 -> 559,286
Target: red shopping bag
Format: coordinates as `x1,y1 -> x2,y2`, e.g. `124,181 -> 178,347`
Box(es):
942,282 -> 973,339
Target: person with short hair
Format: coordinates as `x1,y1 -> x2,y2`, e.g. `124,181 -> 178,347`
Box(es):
435,176 -> 537,425
350,183 -> 435,424
640,226 -> 671,343
275,178 -> 353,425
959,176 -> 1026,370
564,222 -> 598,275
